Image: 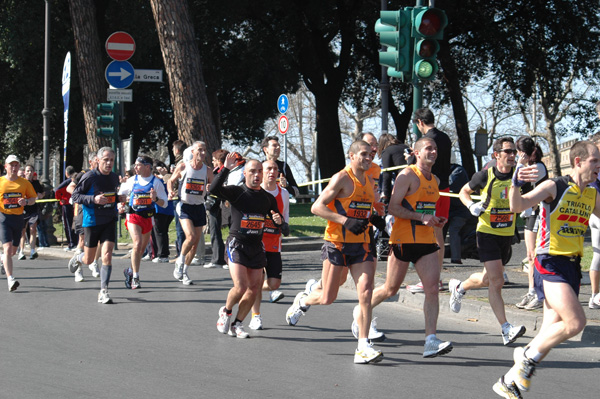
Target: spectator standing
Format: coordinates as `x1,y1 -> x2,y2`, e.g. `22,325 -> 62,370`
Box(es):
204,149 -> 229,269
378,133 -> 409,202
18,165 -> 44,260
151,161 -> 175,263
261,136 -> 300,197
55,165 -> 77,250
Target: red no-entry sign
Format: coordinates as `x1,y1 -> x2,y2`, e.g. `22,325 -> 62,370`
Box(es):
105,31 -> 136,61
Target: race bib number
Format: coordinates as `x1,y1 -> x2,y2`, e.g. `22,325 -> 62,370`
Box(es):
100,192 -> 116,209
490,207 -> 514,229
240,213 -> 265,235
415,201 -> 436,225
185,178 -> 205,195
263,218 -> 280,235
3,192 -> 22,209
347,201 -> 371,219
132,192 -> 152,209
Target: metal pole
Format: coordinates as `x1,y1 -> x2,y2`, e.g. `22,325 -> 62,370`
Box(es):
380,0 -> 389,136
412,82 -> 423,138
41,0 -> 51,186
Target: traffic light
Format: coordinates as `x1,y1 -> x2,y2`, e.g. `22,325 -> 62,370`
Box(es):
96,102 -> 119,138
375,9 -> 413,81
411,7 -> 447,81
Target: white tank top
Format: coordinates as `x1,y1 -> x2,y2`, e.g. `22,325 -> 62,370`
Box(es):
179,163 -> 207,205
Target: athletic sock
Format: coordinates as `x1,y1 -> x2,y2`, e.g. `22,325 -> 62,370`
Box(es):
528,288 -> 536,295
357,338 -> 369,350
133,272 -> 139,278
425,334 -> 436,342
178,254 -> 185,264
183,264 -> 189,273
252,313 -> 260,318
77,252 -> 85,263
457,283 -> 466,294
100,264 -> 112,290
524,347 -> 542,363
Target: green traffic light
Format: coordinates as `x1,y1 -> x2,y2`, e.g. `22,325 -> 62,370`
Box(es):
415,60 -> 434,79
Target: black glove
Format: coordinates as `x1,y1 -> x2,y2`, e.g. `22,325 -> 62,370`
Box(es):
281,222 -> 290,237
343,217 -> 369,235
369,214 -> 386,232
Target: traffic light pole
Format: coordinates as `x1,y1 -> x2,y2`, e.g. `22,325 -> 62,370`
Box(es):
412,81 -> 423,138
380,0 -> 389,136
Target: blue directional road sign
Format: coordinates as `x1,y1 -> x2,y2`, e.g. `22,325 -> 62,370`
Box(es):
105,60 -> 135,89
277,94 -> 289,114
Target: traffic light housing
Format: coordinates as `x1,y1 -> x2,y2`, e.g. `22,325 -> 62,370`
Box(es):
375,9 -> 413,81
411,7 -> 447,81
96,102 -> 119,138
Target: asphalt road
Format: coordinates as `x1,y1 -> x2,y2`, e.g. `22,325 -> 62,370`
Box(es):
1,247 -> 598,399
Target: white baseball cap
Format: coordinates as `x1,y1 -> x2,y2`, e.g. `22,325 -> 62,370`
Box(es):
5,155 -> 19,164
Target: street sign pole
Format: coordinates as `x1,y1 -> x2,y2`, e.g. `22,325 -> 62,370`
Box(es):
277,95 -> 289,177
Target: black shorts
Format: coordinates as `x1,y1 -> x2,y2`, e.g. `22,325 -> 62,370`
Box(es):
320,241 -> 373,267
524,214 -> 539,232
476,231 -> 512,264
368,226 -> 376,258
177,202 -> 207,227
226,236 -> 266,269
265,251 -> 283,279
24,212 -> 39,226
0,213 -> 24,246
84,220 -> 116,248
391,243 -> 439,264
74,211 -> 84,235
534,254 -> 581,301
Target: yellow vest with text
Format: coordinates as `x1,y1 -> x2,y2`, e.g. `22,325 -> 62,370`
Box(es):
536,176 -> 596,257
477,167 -> 515,236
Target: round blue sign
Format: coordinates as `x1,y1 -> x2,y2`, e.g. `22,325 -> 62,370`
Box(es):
277,94 -> 289,114
105,60 -> 135,89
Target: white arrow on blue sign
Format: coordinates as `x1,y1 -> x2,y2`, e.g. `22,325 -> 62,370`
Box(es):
277,94 -> 289,114
105,60 -> 135,89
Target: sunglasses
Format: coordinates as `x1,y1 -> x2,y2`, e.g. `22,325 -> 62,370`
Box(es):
499,149 -> 517,155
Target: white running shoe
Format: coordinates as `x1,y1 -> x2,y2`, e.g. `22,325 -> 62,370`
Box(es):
511,347 -> 537,392
182,273 -> 193,286
354,344 -> 383,364
68,253 -> 82,273
249,314 -> 263,330
7,277 -> 19,292
217,306 -> 231,333
203,262 -> 218,268
492,376 -> 523,399
502,323 -> 526,346
515,292 -> 535,309
351,317 -> 386,342
74,268 -> 85,282
173,261 -> 183,280
152,257 -> 169,263
190,256 -> 203,266
524,296 -> 543,310
97,289 -> 112,304
423,337 -> 453,358
222,264 -> 229,270
141,254 -> 152,261
448,278 -> 464,313
88,261 -> 100,278
589,293 -> 600,309
406,281 -> 424,293
269,290 -> 284,303
17,251 -> 25,261
229,321 -> 250,338
286,292 -> 309,326
304,278 -> 318,294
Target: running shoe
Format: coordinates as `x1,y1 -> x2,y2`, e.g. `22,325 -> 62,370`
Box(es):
406,281 -> 424,293
269,290 -> 284,303
74,268 -> 85,282
217,306 -> 231,333
17,251 -> 25,261
524,296 -> 543,310
229,321 -> 250,338
8,277 -> 19,292
68,253 -> 82,273
190,256 -> 203,266
141,254 -> 152,261
503,272 -> 510,285
203,262 -> 218,268
588,294 -> 600,309
515,293 -> 535,309
182,273 -> 193,286
30,251 -> 38,260
423,337 -> 453,358
448,278 -> 464,313
286,292 -> 309,326
511,347 -> 537,392
132,277 -> 141,290
304,278 -> 318,294
222,264 -> 229,270
354,344 -> 383,364
124,268 -> 132,289
89,261 -> 100,278
97,289 -> 113,304
152,257 -> 169,263
351,306 -> 386,342
249,314 -> 263,330
502,323 -> 526,346
492,376 -> 523,399
173,261 -> 183,281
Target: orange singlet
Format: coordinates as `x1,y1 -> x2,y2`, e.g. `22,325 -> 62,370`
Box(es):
324,166 -> 374,243
389,165 -> 438,245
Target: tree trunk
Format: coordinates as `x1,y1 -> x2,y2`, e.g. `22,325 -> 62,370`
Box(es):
438,43 -> 476,177
544,121 -> 562,177
315,94 -> 346,185
67,0 -> 108,153
149,0 -> 220,155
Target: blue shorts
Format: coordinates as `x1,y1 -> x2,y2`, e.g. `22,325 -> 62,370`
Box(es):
0,213 -> 24,246
320,241 -> 373,267
177,202 -> 206,227
534,254 -> 581,301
